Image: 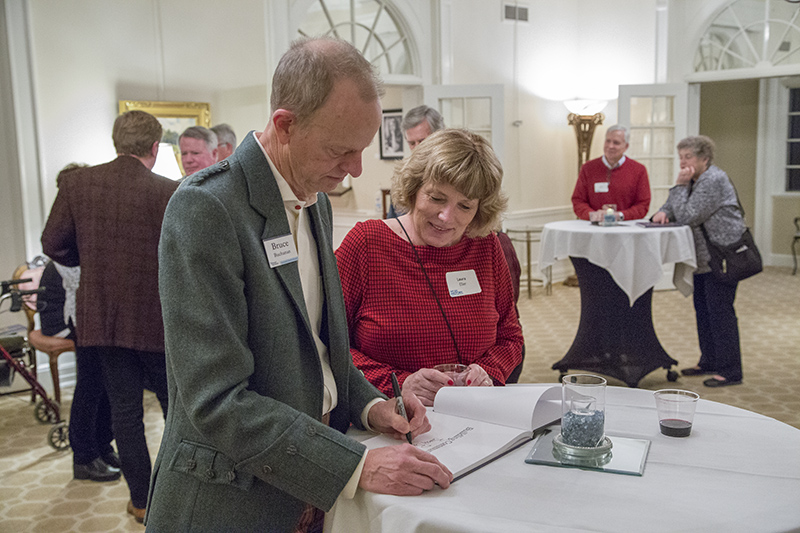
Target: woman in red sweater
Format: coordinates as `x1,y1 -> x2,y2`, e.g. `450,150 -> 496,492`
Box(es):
336,129 -> 524,406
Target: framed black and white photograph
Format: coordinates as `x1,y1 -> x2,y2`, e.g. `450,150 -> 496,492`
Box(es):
380,109 -> 404,160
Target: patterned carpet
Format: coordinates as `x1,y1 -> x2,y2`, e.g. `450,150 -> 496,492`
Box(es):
517,266 -> 800,429
0,266 -> 797,531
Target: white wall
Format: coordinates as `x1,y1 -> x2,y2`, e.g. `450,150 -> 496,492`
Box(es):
8,0 -> 766,387
27,0 -> 274,210
441,0 -> 657,217
8,0 -> 668,238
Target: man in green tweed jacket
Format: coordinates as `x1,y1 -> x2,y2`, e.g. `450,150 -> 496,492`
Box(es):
146,37 -> 452,532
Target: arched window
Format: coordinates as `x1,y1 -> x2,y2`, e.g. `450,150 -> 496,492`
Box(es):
296,0 -> 415,76
695,0 -> 800,72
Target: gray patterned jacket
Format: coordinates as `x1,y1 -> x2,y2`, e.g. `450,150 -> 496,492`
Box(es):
657,165 -> 747,274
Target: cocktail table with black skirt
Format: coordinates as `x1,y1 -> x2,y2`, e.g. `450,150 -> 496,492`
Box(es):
552,257 -> 678,387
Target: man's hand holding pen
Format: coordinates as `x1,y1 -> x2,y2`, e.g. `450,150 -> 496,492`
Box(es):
366,384 -> 431,441
361,380 -> 453,495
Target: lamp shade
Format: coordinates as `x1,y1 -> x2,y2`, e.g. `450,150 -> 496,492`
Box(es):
564,99 -> 608,116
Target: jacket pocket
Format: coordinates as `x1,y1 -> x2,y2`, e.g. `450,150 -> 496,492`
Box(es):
168,440 -> 254,491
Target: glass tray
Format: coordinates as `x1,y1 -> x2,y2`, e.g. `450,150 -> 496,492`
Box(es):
525,427 -> 650,476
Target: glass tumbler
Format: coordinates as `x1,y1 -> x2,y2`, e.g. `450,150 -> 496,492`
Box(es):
560,374 -> 607,448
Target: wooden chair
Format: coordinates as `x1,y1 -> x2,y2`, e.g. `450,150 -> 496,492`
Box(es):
12,262 -> 75,405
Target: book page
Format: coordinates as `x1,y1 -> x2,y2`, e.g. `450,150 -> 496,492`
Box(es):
361,385 -> 562,479
433,384 -> 561,431
362,411 -> 529,478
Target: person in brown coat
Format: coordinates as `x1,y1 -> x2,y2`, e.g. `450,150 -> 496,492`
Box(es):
41,110 -> 178,523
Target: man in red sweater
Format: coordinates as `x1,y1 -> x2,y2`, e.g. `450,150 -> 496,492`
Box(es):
571,125 -> 651,222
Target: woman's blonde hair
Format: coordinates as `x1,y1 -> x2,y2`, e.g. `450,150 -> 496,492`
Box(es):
390,129 -> 506,238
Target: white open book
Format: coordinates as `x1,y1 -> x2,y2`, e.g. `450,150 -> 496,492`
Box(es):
363,384 -> 562,480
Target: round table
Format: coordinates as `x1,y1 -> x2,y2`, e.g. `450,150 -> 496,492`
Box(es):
326,387 -> 800,533
538,220 -> 697,387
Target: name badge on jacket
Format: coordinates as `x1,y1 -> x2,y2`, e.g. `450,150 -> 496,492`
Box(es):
446,270 -> 481,297
263,235 -> 298,267
594,182 -> 610,193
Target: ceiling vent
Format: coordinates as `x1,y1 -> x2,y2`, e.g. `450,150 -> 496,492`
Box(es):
504,3 -> 529,23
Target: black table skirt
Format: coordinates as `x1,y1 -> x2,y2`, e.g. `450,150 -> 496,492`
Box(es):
552,257 -> 678,387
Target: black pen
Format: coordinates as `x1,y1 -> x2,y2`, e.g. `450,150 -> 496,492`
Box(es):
391,372 -> 413,444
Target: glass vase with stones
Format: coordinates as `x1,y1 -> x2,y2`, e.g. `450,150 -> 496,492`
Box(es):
554,374 -> 612,464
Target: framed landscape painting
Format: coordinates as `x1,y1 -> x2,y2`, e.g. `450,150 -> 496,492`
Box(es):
118,100 -> 211,179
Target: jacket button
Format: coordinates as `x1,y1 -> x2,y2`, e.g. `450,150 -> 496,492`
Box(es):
262,465 -> 272,474
186,459 -> 196,471
220,160 -> 229,169
286,445 -> 297,455
206,469 -> 215,479
227,471 -> 236,483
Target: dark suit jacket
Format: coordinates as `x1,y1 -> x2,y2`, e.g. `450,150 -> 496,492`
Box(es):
146,132 -> 384,532
41,156 -> 178,352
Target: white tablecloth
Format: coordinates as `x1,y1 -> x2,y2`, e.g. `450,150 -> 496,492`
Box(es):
325,387 -> 800,533
538,220 -> 697,305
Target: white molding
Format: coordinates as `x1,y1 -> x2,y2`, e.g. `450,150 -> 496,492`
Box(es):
331,209 -> 379,248
755,78 -> 783,264
770,253 -> 796,270
503,205 -> 574,229
5,0 -> 44,260
685,63 -> 800,83
503,206 -> 575,284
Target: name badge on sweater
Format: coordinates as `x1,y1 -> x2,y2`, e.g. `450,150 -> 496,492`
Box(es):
263,235 -> 298,267
594,182 -> 609,193
446,270 -> 481,297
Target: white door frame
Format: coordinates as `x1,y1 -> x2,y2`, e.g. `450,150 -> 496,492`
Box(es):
423,84 -> 505,166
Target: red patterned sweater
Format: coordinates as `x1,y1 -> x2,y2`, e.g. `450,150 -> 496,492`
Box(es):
335,219 -> 524,397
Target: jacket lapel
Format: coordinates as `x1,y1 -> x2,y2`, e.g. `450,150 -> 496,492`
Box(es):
236,132 -> 313,336
307,199 -> 348,376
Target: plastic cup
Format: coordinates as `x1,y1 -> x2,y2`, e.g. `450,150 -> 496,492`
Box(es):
434,364 -> 469,386
654,389 -> 699,437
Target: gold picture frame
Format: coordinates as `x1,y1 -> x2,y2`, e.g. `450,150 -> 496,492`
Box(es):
118,100 -> 211,143
118,100 -> 211,179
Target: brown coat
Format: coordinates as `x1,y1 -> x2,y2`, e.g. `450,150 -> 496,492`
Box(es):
41,155 -> 178,352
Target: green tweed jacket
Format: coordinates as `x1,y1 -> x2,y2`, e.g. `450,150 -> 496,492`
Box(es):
145,132 -> 385,532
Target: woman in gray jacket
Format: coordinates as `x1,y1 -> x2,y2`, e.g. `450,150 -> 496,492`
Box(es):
653,136 -> 745,387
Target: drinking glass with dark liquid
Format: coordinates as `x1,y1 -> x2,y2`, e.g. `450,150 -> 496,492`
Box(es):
654,390 -> 699,438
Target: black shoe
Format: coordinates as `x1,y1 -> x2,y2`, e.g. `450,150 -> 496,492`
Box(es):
74,457 -> 121,482
102,451 -> 122,469
703,377 -> 743,388
681,367 -> 714,376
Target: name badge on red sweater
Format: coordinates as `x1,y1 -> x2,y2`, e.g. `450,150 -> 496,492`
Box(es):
263,234 -> 298,267
594,182 -> 610,193
446,270 -> 481,297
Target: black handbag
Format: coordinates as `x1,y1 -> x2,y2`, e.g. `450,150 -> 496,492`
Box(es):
700,225 -> 762,285
699,177 -> 762,285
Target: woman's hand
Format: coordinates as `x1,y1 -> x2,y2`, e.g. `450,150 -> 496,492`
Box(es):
652,211 -> 669,224
402,368 -> 451,406
463,363 -> 494,387
676,165 -> 694,185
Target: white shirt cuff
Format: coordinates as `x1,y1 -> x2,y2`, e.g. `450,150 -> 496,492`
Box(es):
340,398 -> 387,499
361,398 -> 386,432
341,450 -> 368,499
